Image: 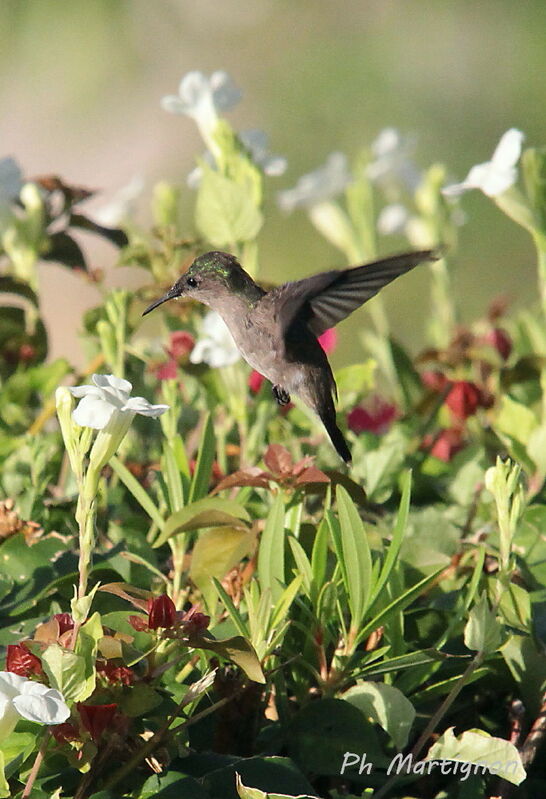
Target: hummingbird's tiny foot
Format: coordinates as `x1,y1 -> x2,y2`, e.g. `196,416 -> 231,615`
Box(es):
272,384 -> 291,406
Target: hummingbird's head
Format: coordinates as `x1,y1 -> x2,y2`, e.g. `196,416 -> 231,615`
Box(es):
142,251 -> 252,316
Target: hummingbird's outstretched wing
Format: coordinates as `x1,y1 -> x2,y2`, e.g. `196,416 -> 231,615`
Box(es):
274,250 -> 438,337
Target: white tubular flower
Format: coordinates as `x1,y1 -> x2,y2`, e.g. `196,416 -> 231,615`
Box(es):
190,311 -> 240,368
239,130 -> 287,176
366,128 -> 421,191
187,128 -> 286,189
69,374 -> 169,430
277,152 -> 351,212
161,70 -> 241,144
442,128 -> 524,198
377,203 -> 410,235
0,672 -> 70,739
91,176 -> 145,226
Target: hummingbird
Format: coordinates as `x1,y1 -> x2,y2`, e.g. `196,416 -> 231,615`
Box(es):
143,249 -> 438,463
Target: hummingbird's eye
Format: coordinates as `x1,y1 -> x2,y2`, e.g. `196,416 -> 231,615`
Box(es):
186,276 -> 198,288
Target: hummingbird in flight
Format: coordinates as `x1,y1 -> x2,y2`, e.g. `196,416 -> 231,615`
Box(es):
143,249 -> 438,463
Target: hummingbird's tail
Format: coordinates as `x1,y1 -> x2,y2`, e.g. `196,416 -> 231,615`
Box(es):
320,411 -> 352,464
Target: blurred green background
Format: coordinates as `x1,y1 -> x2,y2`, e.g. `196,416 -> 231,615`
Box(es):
2,0 -> 544,367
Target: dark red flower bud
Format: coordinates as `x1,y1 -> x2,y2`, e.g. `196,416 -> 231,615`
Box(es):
484,328 -> 512,361
147,594 -> 176,630
182,610 -> 210,636
53,613 -> 75,635
445,381 -> 483,420
78,703 -> 118,743
347,398 -> 397,435
248,370 -> 265,394
6,643 -> 43,677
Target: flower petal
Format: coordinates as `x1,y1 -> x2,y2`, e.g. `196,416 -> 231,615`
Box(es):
68,385 -> 103,399
0,671 -> 27,695
92,374 -> 132,396
491,128 -> 524,169
14,689 -> 70,725
72,395 -> 116,429
122,397 -> 170,417
209,70 -> 242,111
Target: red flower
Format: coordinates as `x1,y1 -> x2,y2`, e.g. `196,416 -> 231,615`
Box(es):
156,359 -> 177,380
347,398 -> 397,435
248,370 -> 265,394
53,613 -> 74,635
97,662 -> 134,686
168,331 -> 195,360
147,594 -> 177,630
484,328 -> 512,361
6,643 -> 43,677
52,722 -> 80,744
445,381 -> 483,420
78,703 -> 118,743
318,328 -> 337,354
423,428 -> 464,462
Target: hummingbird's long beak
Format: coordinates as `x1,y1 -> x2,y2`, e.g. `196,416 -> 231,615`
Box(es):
142,286 -> 181,316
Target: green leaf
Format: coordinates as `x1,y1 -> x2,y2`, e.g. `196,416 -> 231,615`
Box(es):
494,395 -> 538,446
195,634 -> 265,683
40,643 -> 87,704
236,773 -> 317,799
369,470 -> 411,608
287,537 -> 312,597
110,455 -> 164,529
153,497 -> 251,548
196,165 -> 263,247
426,727 -> 526,785
342,681 -> 416,749
356,568 -> 444,644
286,698 -> 387,776
334,486 -> 372,625
464,592 -> 503,654
190,526 -> 256,611
74,612 -> 103,703
498,582 -> 531,632
257,494 -> 286,603
189,413 -> 215,502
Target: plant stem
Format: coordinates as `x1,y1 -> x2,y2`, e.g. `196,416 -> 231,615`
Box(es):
22,729 -> 50,798
373,651 -> 484,799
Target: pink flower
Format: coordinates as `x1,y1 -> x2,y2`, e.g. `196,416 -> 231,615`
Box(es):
318,328 -> 337,354
347,397 -> 397,435
168,331 -> 195,360
156,359 -> 178,380
248,370 -> 265,394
